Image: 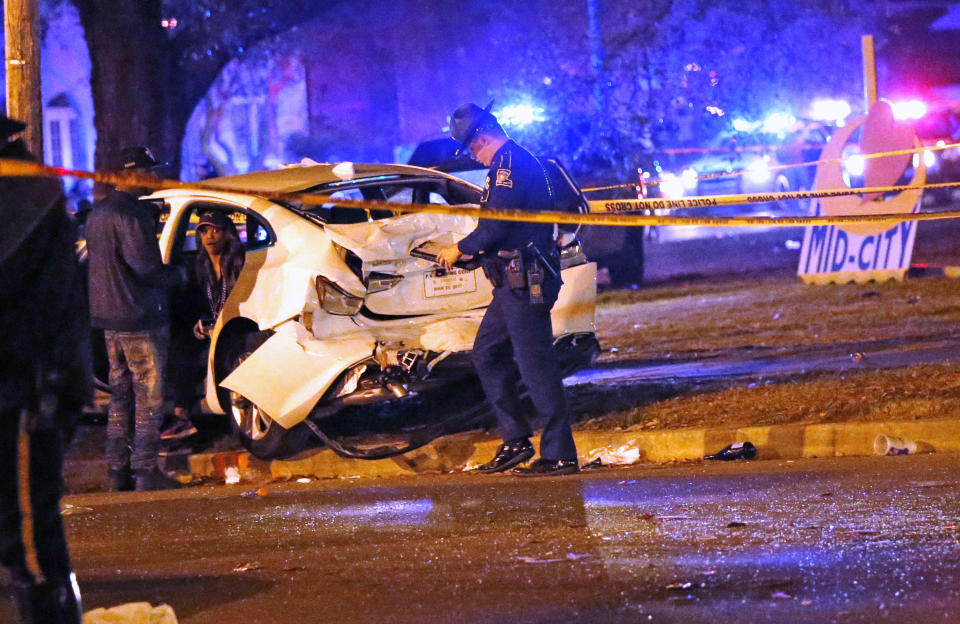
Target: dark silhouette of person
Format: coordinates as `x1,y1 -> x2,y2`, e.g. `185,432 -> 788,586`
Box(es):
0,114 -> 90,623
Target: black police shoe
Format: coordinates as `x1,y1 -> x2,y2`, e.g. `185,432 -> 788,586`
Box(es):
513,458 -> 580,476
27,574 -> 83,624
476,439 -> 535,473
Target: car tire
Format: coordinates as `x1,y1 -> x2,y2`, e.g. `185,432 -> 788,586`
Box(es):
218,329 -> 313,459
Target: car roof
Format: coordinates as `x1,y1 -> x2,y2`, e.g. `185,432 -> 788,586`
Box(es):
195,162 -> 469,194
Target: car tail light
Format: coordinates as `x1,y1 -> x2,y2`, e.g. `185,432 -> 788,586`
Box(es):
560,241 -> 588,269
315,275 -> 363,315
366,272 -> 404,294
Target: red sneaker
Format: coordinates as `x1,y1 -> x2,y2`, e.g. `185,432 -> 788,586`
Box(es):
160,420 -> 198,440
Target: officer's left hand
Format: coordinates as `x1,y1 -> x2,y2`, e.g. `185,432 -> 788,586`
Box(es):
437,244 -> 463,269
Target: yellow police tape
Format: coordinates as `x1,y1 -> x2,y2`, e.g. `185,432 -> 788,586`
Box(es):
583,140 -> 960,194
590,179 -> 960,216
2,157 -> 960,229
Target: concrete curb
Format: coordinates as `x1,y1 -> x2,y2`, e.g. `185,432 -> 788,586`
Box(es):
173,418 -> 960,485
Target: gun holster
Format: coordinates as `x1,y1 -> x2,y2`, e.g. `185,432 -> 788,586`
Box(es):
499,250 -> 527,290
494,249 -> 547,304
481,257 -> 504,288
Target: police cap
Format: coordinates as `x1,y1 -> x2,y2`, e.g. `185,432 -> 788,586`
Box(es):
450,100 -> 496,157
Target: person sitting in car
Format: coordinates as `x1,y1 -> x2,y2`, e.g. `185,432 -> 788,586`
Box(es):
164,210 -> 245,441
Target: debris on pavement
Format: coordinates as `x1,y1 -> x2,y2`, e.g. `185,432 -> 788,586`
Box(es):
704,440 -> 757,461
233,561 -> 264,573
518,556 -> 566,564
565,552 -> 596,561
240,487 -> 270,497
874,434 -> 918,456
224,466 -> 241,484
909,481 -> 951,489
61,503 -> 93,516
584,441 -> 642,466
582,457 -> 604,470
83,602 -> 177,624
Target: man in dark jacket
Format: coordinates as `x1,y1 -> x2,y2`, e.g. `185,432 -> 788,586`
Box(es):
437,103 -> 578,476
86,147 -> 184,491
0,115 -> 88,623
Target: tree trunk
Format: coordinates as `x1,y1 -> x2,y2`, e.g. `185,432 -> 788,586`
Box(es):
72,0 -> 343,180
73,0 -> 173,175
5,0 -> 43,157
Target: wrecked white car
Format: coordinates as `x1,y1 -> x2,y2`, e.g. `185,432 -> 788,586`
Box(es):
149,162 -> 599,459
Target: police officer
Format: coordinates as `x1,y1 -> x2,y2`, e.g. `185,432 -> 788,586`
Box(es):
0,115 -> 88,622
438,102 -> 578,476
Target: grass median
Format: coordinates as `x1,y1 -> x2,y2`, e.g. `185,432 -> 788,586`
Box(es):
576,275 -> 960,431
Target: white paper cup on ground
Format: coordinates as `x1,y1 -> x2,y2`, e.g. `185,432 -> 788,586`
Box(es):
224,466 -> 241,484
874,434 -> 917,456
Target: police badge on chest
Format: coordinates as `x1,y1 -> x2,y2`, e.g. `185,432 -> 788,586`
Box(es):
495,168 -> 513,188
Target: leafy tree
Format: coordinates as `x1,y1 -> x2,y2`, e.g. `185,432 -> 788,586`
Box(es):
501,0 -> 879,183
68,0 -> 344,176
639,0 -> 878,143
48,0 -> 880,186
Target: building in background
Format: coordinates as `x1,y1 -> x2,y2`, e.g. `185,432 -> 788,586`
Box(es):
3,0 -> 958,188
0,3 -> 95,207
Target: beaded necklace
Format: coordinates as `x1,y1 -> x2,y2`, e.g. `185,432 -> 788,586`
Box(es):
206,274 -> 228,318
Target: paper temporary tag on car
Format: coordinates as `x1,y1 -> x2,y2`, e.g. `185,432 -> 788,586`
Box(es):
495,168 -> 514,188
425,268 -> 477,298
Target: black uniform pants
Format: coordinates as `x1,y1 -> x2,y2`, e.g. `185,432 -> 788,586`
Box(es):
0,409 -> 72,584
471,284 -> 576,461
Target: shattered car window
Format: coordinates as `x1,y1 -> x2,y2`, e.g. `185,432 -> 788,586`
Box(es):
313,189 -> 386,224
296,177 -> 480,225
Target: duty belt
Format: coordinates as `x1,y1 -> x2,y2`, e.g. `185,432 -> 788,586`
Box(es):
481,243 -> 560,304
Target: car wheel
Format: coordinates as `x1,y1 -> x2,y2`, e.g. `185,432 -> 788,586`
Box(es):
221,331 -> 312,459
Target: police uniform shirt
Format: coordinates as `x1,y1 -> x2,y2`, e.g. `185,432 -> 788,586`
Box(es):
456,140 -> 554,257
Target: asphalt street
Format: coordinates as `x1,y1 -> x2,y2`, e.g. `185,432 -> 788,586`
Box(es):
7,454 -> 959,623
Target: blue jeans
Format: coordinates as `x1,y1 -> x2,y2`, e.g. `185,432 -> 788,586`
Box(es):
104,326 -> 169,473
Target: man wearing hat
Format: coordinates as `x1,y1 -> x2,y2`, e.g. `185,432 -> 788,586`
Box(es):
85,146 -> 185,491
0,114 -> 88,622
437,103 -> 578,476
